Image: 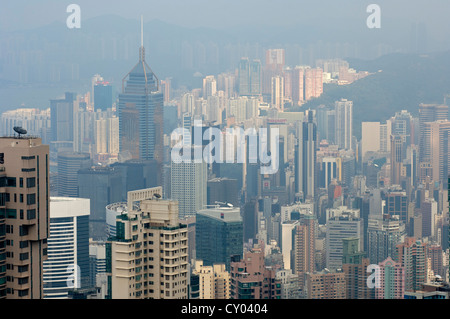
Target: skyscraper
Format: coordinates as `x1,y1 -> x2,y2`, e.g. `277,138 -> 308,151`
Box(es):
395,237 -> 428,292
0,136 -> 50,299
367,214 -> 406,265
118,19 -> 163,163
57,152 -> 91,197
196,206 -> 243,271
44,197 -> 90,298
295,112 -> 317,200
94,81 -> 113,111
326,209 -> 363,270
375,257 -> 405,299
106,187 -> 188,299
77,166 -> 123,240
418,103 -> 448,162
292,214 -> 316,291
170,153 -> 207,219
50,92 -> 76,143
334,99 -> 353,150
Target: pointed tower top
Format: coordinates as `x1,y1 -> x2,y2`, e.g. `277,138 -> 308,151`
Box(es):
139,15 -> 145,62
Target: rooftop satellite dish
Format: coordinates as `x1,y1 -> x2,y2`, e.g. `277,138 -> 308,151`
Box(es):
153,193 -> 161,199
13,126 -> 27,137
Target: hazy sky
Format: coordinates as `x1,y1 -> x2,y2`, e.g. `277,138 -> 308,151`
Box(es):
1,0 -> 450,33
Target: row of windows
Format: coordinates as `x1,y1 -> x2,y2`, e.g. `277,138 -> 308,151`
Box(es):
0,177 -> 35,189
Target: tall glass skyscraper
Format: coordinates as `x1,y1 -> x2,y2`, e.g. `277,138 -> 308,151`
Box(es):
118,21 -> 163,163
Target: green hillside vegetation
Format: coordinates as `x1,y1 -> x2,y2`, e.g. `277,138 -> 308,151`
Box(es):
288,51 -> 450,139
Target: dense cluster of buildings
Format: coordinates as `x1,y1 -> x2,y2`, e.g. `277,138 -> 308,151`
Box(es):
1,27 -> 449,300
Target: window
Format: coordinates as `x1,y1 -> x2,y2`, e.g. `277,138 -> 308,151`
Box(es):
20,194 -> 23,203
19,253 -> 29,261
26,178 -> 35,188
19,226 -> 28,237
6,209 -> 16,219
26,194 -> 36,205
19,178 -> 23,188
26,209 -> 36,220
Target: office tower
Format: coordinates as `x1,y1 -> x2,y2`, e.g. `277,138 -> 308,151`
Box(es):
44,197 -> 90,298
305,270 -> 346,299
160,78 -> 171,103
391,110 -> 413,147
106,187 -> 188,299
196,206 -> 243,271
270,76 -> 284,110
326,209 -> 363,270
118,22 -> 163,163
1,108 -> 51,145
385,191 -> 409,225
396,237 -> 428,292
77,166 -> 123,240
295,113 -> 317,200
291,66 -> 305,106
229,247 -> 282,299
380,120 -> 392,153
170,155 -> 207,219
50,92 -> 76,143
238,58 -> 262,97
304,67 -> 323,101
421,198 -> 438,240
105,202 -> 129,238
111,159 -> 162,199
0,136 -> 50,299
391,134 -> 406,185
422,120 -> 450,184
319,157 -> 338,189
419,103 -> 448,162
94,81 -> 113,111
334,99 -> 353,150
263,49 -> 285,95
375,257 -> 405,299
341,238 -> 374,299
367,215 -> 406,265
292,214 -> 316,291
192,260 -> 230,299
242,199 -> 258,243
207,177 -> 239,208
57,152 -> 90,197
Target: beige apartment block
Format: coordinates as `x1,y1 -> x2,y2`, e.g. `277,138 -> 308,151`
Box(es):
193,260 -> 230,299
0,136 -> 50,299
107,187 -> 189,299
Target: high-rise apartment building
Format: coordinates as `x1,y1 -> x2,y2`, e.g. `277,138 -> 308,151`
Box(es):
304,67 -> 323,101
270,76 -> 284,111
396,237 -> 428,292
418,103 -> 448,162
341,238 -> 374,299
229,247 -> 282,299
196,206 -> 243,271
44,197 -> 90,299
421,120 -> 450,184
1,108 -> 51,145
291,214 -> 316,291
334,99 -> 353,150
375,257 -> 405,299
192,260 -> 230,299
305,270 -> 346,299
0,136 -> 50,299
106,187 -> 188,299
